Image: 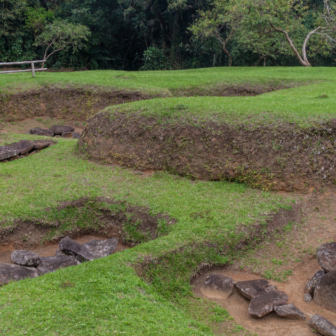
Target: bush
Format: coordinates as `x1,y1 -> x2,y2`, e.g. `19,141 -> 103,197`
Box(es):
140,47 -> 171,70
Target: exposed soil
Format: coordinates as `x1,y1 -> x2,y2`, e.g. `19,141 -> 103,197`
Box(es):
80,112 -> 336,191
0,234 -> 128,264
0,86 -> 153,122
0,116 -> 85,135
192,191 -> 336,336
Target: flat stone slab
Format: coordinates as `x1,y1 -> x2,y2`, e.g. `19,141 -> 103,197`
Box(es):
50,125 -> 75,135
61,131 -> 73,138
203,273 -> 234,299
274,303 -> 306,320
308,314 -> 336,336
0,263 -> 39,285
11,250 -> 41,266
59,236 -> 118,262
317,242 -> 336,272
235,279 -> 270,300
305,269 -> 325,295
248,291 -> 288,318
37,255 -> 80,275
32,140 -> 53,150
0,146 -> 18,161
29,127 -> 54,137
314,270 -> 336,312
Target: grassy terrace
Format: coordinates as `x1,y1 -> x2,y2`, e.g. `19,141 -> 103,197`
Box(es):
0,133 -> 293,335
1,67 -> 336,126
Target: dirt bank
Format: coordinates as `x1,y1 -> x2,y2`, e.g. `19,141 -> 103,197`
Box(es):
0,86 -> 152,122
79,112 -> 336,191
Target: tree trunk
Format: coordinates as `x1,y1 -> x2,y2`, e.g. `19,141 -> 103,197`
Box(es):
223,42 -> 232,67
270,22 -> 311,67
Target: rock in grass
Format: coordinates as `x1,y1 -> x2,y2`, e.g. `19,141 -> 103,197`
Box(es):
235,279 -> 270,300
50,125 -> 75,135
0,146 -> 18,161
29,127 -> 54,137
304,293 -> 313,303
314,270 -> 336,312
305,269 -> 325,295
11,140 -> 35,155
274,303 -> 306,320
72,132 -> 81,139
317,242 -> 336,272
11,250 -> 41,266
59,236 -> 118,262
248,291 -> 288,318
32,140 -> 53,150
203,274 -> 234,299
308,314 -> 336,336
0,263 -> 39,285
37,255 -> 80,275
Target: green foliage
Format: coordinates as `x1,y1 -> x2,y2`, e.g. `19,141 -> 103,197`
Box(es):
25,7 -> 54,35
140,47 -> 172,70
34,20 -> 90,61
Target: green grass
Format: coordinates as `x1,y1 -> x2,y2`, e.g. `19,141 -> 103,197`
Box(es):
1,67 -> 335,127
0,133 -> 293,335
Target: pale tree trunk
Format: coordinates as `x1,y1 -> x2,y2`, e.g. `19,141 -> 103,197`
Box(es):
216,29 -> 234,67
270,23 -> 322,67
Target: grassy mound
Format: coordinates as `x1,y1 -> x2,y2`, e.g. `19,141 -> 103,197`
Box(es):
0,133 -> 296,335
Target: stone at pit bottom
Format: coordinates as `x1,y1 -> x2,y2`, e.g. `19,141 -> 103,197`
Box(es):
314,270 -> 336,312
248,291 -> 288,318
29,127 -> 54,137
0,263 -> 39,285
59,236 -> 118,262
203,273 -> 234,299
72,132 -> 81,139
308,314 -> 336,336
235,279 -> 270,300
50,125 -> 75,135
304,293 -> 313,303
37,255 -> 80,275
274,303 -> 306,320
11,250 -> 41,266
317,242 -> 336,272
305,269 -> 325,295
61,131 -> 73,138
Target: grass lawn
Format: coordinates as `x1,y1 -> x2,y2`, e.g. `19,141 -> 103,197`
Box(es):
0,133 -> 293,335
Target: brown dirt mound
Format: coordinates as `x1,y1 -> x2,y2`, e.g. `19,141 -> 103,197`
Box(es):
0,86 -> 153,122
79,112 -> 336,191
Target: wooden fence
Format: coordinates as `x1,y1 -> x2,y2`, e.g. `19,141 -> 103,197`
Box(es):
0,60 -> 47,77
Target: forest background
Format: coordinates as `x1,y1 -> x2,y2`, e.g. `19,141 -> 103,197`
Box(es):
1,0 -> 336,70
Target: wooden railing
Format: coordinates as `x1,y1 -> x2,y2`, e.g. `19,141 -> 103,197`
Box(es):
0,60 -> 47,77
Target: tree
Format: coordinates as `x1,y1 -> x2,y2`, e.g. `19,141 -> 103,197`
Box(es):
34,20 -> 90,67
189,0 -> 239,66
232,0 -> 336,66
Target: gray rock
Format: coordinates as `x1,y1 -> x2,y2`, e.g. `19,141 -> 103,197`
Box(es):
274,303 -> 306,320
72,132 -> 81,139
0,263 -> 39,285
235,279 -> 270,300
32,140 -> 53,150
304,293 -> 313,303
50,125 -> 75,135
11,140 -> 35,155
29,127 -> 54,137
314,270 -> 336,312
317,242 -> 336,272
0,146 -> 18,161
203,273 -> 234,299
308,314 -> 336,336
37,255 -> 80,275
265,284 -> 278,292
248,291 -> 288,318
59,236 -> 118,262
11,250 -> 41,266
55,248 -> 67,256
305,269 -> 325,295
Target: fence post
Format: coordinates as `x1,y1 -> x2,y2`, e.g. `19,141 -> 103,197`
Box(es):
31,62 -> 35,77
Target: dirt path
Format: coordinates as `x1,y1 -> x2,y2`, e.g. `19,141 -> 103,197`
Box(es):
193,191 -> 336,336
0,235 -> 128,264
